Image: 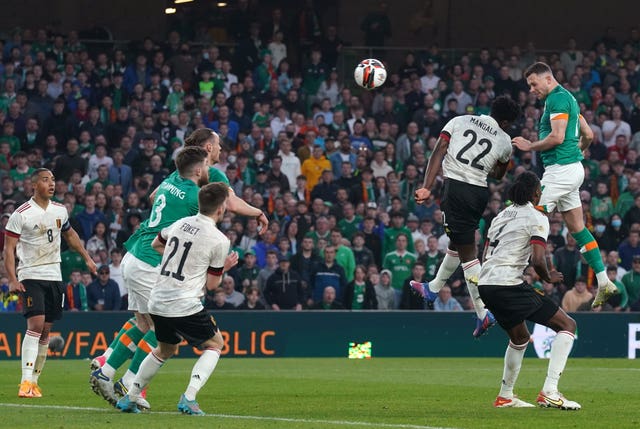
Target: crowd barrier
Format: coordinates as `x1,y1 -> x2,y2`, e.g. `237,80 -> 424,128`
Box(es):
1,311 -> 639,359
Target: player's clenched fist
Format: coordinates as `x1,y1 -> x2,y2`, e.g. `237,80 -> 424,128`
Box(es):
414,187 -> 431,204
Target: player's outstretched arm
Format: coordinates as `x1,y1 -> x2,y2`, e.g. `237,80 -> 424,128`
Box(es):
415,135 -> 449,204
227,189 -> 269,234
63,228 -> 98,275
513,118 -> 567,152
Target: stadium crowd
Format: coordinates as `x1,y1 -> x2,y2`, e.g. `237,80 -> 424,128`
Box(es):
0,14 -> 639,314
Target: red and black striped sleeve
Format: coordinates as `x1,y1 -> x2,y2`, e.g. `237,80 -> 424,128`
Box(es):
4,230 -> 20,238
207,266 -> 224,276
439,130 -> 451,142
530,236 -> 546,247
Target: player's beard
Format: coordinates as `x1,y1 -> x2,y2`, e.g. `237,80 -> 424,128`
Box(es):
198,172 -> 209,187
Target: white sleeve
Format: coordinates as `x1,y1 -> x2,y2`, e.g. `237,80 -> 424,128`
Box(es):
498,136 -> 513,163
441,116 -> 458,137
5,211 -> 23,237
208,238 -> 230,276
529,213 -> 550,241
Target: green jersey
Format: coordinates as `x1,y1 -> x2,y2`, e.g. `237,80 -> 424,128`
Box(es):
208,166 -> 231,186
539,85 -> 583,167
125,165 -> 230,266
383,251 -> 417,291
125,174 -> 200,266
338,216 -> 362,241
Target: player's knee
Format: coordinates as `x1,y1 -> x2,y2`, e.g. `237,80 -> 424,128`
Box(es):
562,316 -> 577,334
511,333 -> 530,345
156,343 -> 178,360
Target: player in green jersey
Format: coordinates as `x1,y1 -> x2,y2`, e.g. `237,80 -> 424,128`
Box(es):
90,129 -> 269,408
152,128 -> 269,232
90,146 -> 209,408
512,62 -> 618,309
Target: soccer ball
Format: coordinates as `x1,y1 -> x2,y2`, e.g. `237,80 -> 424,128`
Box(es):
49,335 -> 65,353
354,59 -> 387,90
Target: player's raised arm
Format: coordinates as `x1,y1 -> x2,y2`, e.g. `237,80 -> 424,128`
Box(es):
415,133 -> 449,204
226,188 -> 269,234
513,116 -> 567,152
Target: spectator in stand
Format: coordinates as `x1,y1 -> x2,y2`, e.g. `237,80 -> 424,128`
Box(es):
374,269 -> 395,310
311,245 -> 347,307
605,103 -> 632,143
238,286 -> 266,310
622,255 -> 640,311
63,269 -> 88,311
108,149 -> 133,197
264,254 -> 304,310
257,250 -> 279,297
433,285 -> 464,311
205,288 -> 235,311
86,265 -> 121,311
53,138 -> 86,182
301,145 -> 331,192
561,277 -> 593,312
222,275 -> 245,308
400,261 -> 426,310
313,286 -> 344,310
343,265 -> 378,310
76,194 -> 107,242
385,233 -> 417,308
618,229 -> 640,270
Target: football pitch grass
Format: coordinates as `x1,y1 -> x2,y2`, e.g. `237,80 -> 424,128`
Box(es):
1,357 -> 638,429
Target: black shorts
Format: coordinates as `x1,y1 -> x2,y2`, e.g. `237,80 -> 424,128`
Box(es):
478,283 -> 559,331
440,178 -> 489,245
151,309 -> 218,349
22,279 -> 64,322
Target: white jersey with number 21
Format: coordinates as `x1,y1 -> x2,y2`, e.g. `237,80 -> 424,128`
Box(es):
441,114 -> 512,187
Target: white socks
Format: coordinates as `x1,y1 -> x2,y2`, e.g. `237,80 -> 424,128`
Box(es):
184,348 -> 221,401
129,352 -> 164,400
32,339 -> 49,384
429,250 -> 460,293
499,341 -> 528,398
21,330 -> 40,383
462,259 -> 486,319
595,271 -> 608,288
543,331 -> 575,394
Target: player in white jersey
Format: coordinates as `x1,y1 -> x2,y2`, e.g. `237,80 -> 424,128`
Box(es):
116,182 -> 238,415
412,96 -> 521,337
478,171 -> 581,410
4,168 -> 96,398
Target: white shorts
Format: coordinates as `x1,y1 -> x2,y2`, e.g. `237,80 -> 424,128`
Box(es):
122,251 -> 159,314
539,163 -> 585,213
